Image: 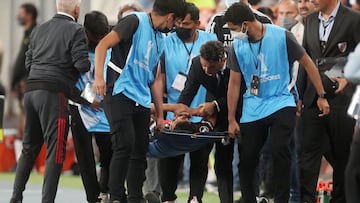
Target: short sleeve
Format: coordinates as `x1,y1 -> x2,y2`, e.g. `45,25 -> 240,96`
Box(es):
160,52 -> 166,73
113,14 -> 139,42
286,31 -> 305,63
226,46 -> 241,72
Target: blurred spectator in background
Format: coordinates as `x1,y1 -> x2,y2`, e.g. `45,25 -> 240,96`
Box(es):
278,0 -> 299,30
298,0 -> 316,20
257,7 -> 276,22
10,3 -> 38,164
117,1 -> 143,21
344,43 -> 360,203
11,3 -> 37,95
351,0 -> 360,10
0,40 -> 4,142
188,0 -> 217,29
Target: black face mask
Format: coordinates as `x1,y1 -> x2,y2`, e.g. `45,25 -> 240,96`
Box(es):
17,17 -> 26,26
158,27 -> 173,33
176,27 -> 193,41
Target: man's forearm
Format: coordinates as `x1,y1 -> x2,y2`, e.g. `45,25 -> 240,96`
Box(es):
94,43 -> 107,81
151,65 -> 164,119
228,70 -> 241,122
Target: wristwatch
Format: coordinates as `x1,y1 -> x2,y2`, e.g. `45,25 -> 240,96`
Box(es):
318,92 -> 327,98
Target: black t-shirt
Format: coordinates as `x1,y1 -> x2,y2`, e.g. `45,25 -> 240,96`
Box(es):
206,9 -> 272,47
228,31 -> 305,73
107,14 -> 139,89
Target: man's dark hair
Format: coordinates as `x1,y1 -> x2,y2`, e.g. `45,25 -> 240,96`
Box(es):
84,11 -> 109,37
174,121 -> 197,133
20,3 -> 38,21
185,2 -> 199,21
153,0 -> 186,19
257,7 -> 275,21
224,2 -> 255,25
357,0 -> 360,5
200,41 -> 225,62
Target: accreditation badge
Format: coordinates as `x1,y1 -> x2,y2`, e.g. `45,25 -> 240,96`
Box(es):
250,75 -> 260,96
172,72 -> 188,92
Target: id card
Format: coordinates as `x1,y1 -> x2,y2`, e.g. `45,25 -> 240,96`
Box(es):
250,75 -> 260,96
172,72 -> 187,92
81,83 -> 96,103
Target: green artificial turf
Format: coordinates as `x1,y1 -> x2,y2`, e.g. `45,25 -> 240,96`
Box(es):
0,172 -> 221,202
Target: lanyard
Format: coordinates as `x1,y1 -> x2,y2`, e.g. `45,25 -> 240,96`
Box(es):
181,34 -> 196,74
149,14 -> 159,55
248,24 -> 264,73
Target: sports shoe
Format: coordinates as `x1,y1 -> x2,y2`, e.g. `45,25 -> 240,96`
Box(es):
99,193 -> 109,203
257,196 -> 269,203
144,192 -> 161,203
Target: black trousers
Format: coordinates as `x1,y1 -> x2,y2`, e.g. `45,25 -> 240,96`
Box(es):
298,107 -> 355,203
239,107 -> 296,203
159,143 -> 213,203
345,126 -> 360,203
106,93 -> 150,203
69,105 -> 112,203
10,90 -> 69,203
214,139 -> 234,203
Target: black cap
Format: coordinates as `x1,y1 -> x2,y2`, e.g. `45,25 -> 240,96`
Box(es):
84,11 -> 109,37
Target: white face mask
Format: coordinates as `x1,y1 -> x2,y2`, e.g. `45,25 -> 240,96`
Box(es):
230,24 -> 248,40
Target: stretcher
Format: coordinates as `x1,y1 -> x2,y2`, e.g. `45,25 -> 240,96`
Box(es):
160,129 -> 232,145
147,120 -> 240,158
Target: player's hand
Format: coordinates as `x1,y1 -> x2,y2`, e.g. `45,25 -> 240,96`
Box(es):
228,119 -> 240,138
199,102 -> 216,117
91,99 -> 102,112
93,78 -> 106,99
333,77 -> 348,94
174,104 -> 191,118
317,98 -> 330,117
156,116 -> 165,131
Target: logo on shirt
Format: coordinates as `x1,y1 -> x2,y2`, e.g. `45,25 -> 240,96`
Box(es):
134,40 -> 153,72
338,42 -> 347,53
258,53 -> 281,83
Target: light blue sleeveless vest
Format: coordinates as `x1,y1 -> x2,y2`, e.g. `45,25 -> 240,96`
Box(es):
112,12 -> 165,108
164,30 -> 217,121
233,24 -> 295,123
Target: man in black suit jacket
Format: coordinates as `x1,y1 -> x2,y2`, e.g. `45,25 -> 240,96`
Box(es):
296,0 -> 360,202
177,41 -> 242,203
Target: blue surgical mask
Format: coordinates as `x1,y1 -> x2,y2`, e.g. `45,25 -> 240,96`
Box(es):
226,0 -> 239,7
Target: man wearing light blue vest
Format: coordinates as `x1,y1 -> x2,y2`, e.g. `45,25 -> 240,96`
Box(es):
158,3 -> 217,203
225,3 -> 330,203
92,0 -> 186,202
68,11 -> 113,203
